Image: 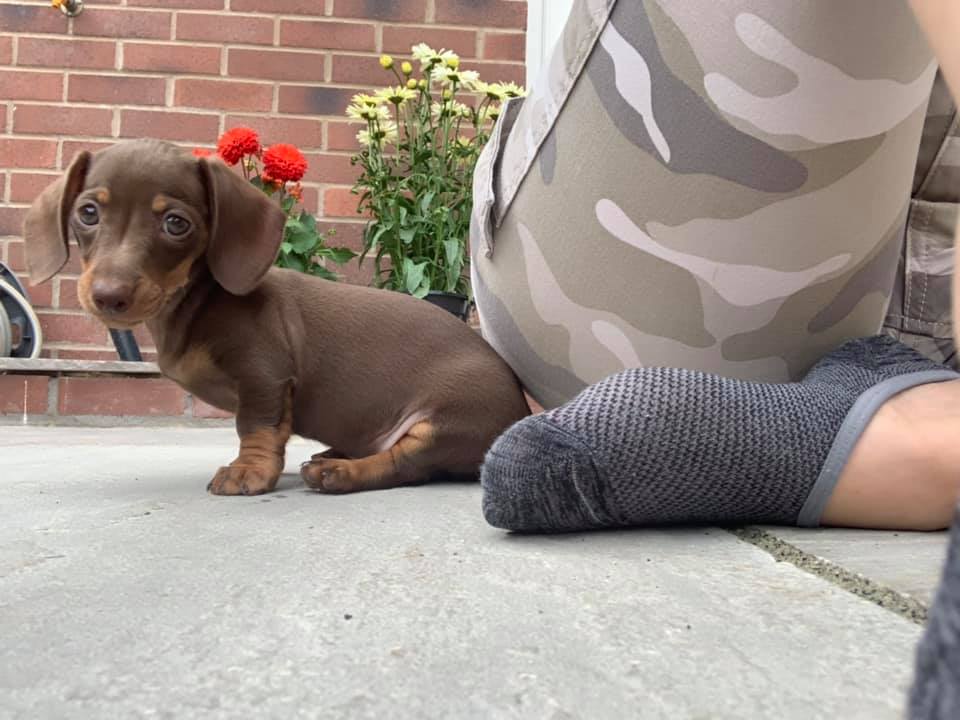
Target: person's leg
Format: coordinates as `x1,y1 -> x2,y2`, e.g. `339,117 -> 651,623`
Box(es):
481,335 -> 960,532
471,0 -> 936,410
910,506 -> 960,718
470,0 -> 957,532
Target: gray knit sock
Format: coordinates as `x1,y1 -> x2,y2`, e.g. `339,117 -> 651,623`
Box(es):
481,336 -> 957,532
910,505 -> 960,719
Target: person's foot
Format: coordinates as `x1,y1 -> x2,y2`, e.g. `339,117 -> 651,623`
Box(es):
481,336 -> 959,533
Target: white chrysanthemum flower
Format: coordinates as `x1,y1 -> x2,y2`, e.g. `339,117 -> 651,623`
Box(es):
357,120 -> 399,148
439,66 -> 479,89
499,81 -> 527,98
473,81 -> 507,101
431,100 -> 470,120
376,85 -> 417,106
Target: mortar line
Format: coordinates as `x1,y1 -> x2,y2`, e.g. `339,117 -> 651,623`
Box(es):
728,526 -> 929,625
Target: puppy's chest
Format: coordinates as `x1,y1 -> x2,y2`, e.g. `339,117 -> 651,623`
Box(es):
159,346 -> 236,407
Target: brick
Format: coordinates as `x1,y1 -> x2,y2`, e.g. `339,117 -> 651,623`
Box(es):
279,20 -> 375,51
175,78 -> 272,112
278,85 -> 359,116
18,272 -> 52,308
326,121 -> 364,151
38,312 -> 109,345
68,74 -> 165,106
18,37 -> 116,71
123,43 -> 221,75
316,220 -> 364,250
0,4 -> 68,34
330,54 -> 395,86
5,240 -> 24,270
0,70 -> 64,101
74,9 -> 172,40
0,207 -> 26,237
473,60 -> 526,86
435,0 -> 527,29
0,34 -> 12,65
297,185 -> 320,214
231,0 -> 324,15
304,152 -> 357,184
224,114 -> 322,150
483,31 -> 525,61
0,105 -> 5,132
131,323 -> 157,352
331,0 -> 426,22
322,187 -> 366,218
59,377 -> 186,416
382,26 -> 477,58
62,140 -> 115,168
177,13 -> 274,45
0,138 -> 58,169
228,48 -> 325,83
6,239 -> 80,274
57,278 -> 83,310
0,375 -> 49,415
13,104 -> 113,137
121,109 -> 219,143
192,397 -> 233,419
9,172 -> 60,204
130,0 -> 223,7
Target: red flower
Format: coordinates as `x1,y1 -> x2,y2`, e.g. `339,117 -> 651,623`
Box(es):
217,127 -> 260,166
262,143 -> 308,183
192,148 -> 213,158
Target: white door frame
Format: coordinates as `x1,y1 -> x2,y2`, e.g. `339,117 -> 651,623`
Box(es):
525,0 -> 575,88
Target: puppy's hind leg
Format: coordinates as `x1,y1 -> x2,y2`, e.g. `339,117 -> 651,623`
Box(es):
301,420 -> 457,494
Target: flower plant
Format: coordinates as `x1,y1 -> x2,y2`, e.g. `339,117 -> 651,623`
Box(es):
198,128 -> 356,281
347,44 -> 525,298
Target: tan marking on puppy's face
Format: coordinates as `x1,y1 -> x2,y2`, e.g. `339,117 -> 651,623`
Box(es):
68,141 -> 213,329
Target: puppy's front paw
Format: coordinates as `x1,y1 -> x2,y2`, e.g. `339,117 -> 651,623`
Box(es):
208,465 -> 277,496
301,458 -> 356,494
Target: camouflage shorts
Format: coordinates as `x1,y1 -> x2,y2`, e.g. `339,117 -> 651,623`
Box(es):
470,0 -> 955,409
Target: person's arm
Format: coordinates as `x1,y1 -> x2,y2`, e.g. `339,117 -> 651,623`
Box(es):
909,0 -> 960,336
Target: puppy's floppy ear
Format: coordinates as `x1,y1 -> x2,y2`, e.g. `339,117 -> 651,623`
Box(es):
23,151 -> 91,285
199,157 -> 287,296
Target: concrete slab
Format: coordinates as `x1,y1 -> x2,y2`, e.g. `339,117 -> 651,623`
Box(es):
0,428 -> 927,719
754,526 -> 949,606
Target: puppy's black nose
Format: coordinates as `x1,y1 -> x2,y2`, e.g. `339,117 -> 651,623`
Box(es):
91,280 -> 134,315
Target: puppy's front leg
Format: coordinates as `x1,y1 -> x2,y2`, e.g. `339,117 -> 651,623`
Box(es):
208,381 -> 293,496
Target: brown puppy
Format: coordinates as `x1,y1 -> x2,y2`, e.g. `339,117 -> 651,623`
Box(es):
23,139 -> 529,495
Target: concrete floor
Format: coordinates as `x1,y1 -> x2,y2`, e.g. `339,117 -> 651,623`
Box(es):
0,427 -> 949,719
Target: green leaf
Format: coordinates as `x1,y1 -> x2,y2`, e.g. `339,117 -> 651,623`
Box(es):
280,241 -> 293,254
326,247 -> 357,265
299,211 -> 317,232
403,258 -> 427,296
282,195 -> 296,214
443,238 -> 463,291
419,191 -> 436,215
311,264 -> 339,281
399,227 -> 416,245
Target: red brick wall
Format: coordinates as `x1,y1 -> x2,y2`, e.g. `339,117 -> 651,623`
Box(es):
0,0 -> 526,363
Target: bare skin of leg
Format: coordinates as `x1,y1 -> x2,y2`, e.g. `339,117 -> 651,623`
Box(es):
301,421 -> 462,494
822,378 -> 960,530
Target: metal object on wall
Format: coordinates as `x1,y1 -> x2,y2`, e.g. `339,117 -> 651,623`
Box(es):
52,0 -> 84,17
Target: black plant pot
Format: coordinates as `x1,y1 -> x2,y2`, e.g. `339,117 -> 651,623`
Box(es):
423,291 -> 472,322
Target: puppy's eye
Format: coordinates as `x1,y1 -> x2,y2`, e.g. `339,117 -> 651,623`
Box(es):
77,203 -> 99,226
163,214 -> 191,237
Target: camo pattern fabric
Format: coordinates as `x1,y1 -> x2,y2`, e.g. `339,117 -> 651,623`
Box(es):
884,70 -> 959,369
470,0 -> 939,409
